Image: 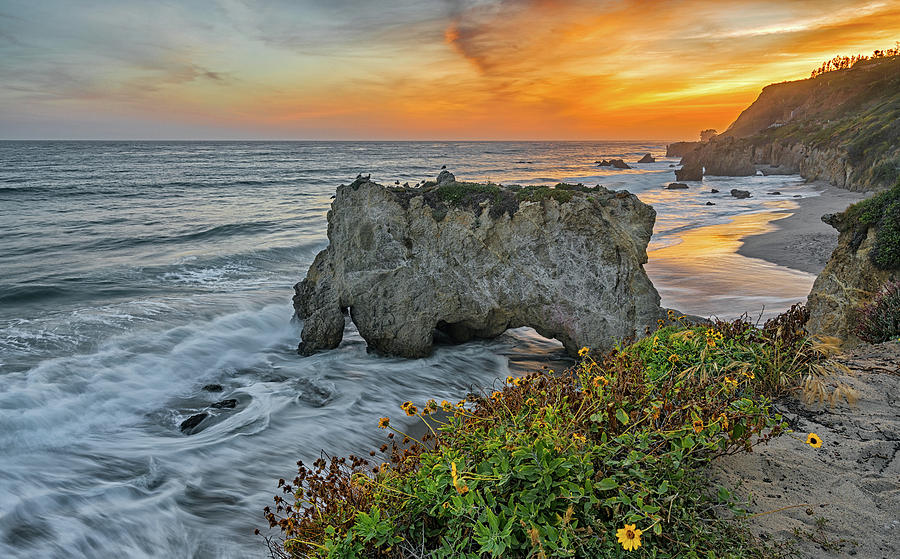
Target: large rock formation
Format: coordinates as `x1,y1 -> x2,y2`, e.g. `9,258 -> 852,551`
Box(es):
807,186 -> 899,343
672,55 -> 900,191
294,176 -> 664,358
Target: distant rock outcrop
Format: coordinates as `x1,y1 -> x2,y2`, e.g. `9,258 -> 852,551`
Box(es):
674,160 -> 703,181
672,55 -> 900,191
666,141 -> 702,158
637,154 -> 655,163
293,175 -> 664,358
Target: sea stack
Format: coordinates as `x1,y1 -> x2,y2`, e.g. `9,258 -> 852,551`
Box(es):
293,174 -> 664,358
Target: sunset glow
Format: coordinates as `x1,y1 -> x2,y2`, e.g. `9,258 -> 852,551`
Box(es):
2,0 -> 898,139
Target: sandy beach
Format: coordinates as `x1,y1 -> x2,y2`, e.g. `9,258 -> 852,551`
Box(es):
737,184 -> 867,274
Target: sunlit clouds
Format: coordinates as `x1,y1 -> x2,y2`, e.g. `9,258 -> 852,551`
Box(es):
1,0 -> 898,139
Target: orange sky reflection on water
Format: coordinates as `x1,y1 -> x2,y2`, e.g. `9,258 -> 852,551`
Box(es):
645,210 -> 815,320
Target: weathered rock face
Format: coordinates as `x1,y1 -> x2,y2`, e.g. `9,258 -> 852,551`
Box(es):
294,177 -> 664,358
807,212 -> 898,344
674,159 -> 703,181
637,153 -> 655,163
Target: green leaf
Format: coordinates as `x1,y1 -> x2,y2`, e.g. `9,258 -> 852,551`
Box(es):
596,477 -> 618,491
616,408 -> 630,425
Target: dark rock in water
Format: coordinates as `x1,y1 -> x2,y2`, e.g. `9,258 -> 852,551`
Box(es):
794,195 -> 802,198
180,413 -> 208,433
210,399 -> 237,409
436,170 -> 455,185
637,153 -> 655,163
710,188 -> 719,193
666,182 -> 689,189
706,201 -> 715,205
730,189 -> 751,199
596,159 -> 612,166
296,378 -> 336,407
767,191 -> 781,195
669,164 -> 675,167
201,384 -> 223,392
441,165 -> 446,169
610,159 -> 632,169
675,162 -> 702,181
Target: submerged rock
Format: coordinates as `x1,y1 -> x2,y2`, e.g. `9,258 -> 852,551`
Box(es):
210,399 -> 237,409
180,413 -> 208,434
666,183 -> 689,190
730,189 -> 751,199
201,384 -> 223,392
293,175 -> 663,358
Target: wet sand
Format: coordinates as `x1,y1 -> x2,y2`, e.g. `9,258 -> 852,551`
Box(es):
645,184 -> 867,321
737,184 -> 866,274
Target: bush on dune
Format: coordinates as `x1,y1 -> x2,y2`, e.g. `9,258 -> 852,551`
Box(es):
262,306 -> 846,558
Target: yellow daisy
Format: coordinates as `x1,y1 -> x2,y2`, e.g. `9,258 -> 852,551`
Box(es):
616,523 -> 643,551
806,433 -> 822,448
377,417 -> 390,429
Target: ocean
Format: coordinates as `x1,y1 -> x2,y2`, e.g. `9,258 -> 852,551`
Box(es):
0,141 -> 819,557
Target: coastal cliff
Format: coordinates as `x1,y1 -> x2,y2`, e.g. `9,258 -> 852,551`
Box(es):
674,55 -> 900,191
294,175 -> 663,357
807,182 -> 900,342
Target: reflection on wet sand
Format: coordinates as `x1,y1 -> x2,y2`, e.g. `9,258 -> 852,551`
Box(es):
646,208 -> 814,322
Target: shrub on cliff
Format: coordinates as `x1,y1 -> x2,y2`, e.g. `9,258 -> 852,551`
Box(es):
854,281 -> 900,344
262,308 -> 842,558
843,178 -> 900,270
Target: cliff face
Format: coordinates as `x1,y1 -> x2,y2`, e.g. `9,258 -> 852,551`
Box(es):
294,177 -> 663,358
679,55 -> 900,191
807,184 -> 900,343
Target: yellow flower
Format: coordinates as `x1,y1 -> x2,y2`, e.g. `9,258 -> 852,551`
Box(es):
693,419 -> 704,433
525,397 -> 537,406
450,463 -> 469,494
743,371 -> 755,380
404,405 -> 418,416
718,414 -> 728,430
724,376 -> 738,389
592,375 -> 608,388
400,400 -> 413,410
578,346 -> 590,357
668,354 -> 679,364
506,375 -> 515,384
806,433 -> 822,448
378,417 -> 390,429
426,399 -> 437,411
491,391 -> 502,402
616,523 -> 643,551
441,400 -> 453,412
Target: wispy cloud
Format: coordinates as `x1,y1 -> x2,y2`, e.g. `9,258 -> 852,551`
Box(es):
0,0 -> 898,139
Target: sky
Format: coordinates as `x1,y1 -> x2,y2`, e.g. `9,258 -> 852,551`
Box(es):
1,0 -> 898,140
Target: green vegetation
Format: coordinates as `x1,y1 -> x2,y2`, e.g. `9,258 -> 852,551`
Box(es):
390,181 -> 607,221
843,178 -> 900,270
854,281 -> 900,343
263,307 -> 843,558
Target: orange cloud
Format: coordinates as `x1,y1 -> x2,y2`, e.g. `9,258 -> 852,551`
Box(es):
5,0 -> 898,139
